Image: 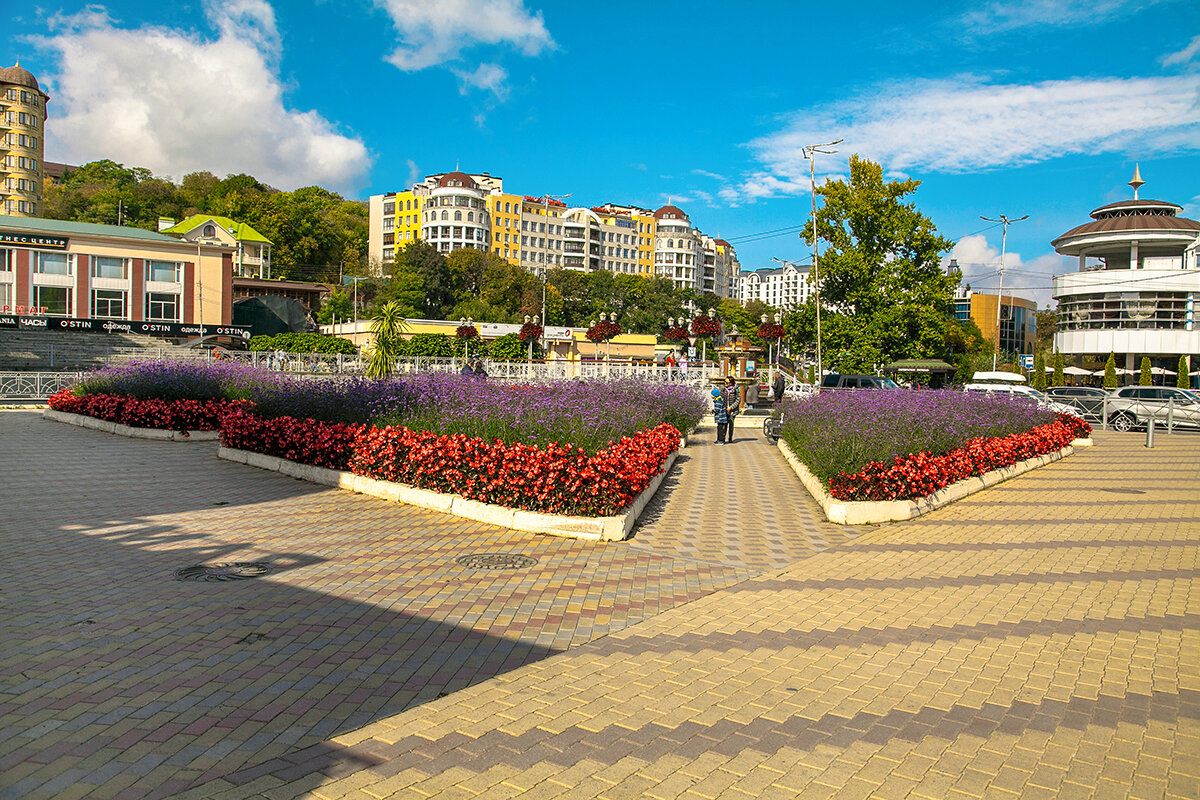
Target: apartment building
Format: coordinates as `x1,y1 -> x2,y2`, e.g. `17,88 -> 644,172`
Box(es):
368,170 -> 737,297
1,63 -> 49,218
739,261 -> 814,308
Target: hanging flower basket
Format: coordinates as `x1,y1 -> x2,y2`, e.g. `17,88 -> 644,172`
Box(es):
586,320 -> 622,342
690,315 -> 721,338
518,322 -> 543,342
455,325 -> 479,340
756,323 -> 785,341
663,325 -> 690,342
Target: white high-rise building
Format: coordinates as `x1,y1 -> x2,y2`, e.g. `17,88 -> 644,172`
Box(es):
739,262 -> 813,308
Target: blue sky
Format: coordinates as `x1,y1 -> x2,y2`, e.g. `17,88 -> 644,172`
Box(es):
6,0 -> 1199,307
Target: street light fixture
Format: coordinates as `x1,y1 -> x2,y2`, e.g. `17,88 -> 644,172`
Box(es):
801,138 -> 841,381
979,214 -> 1029,370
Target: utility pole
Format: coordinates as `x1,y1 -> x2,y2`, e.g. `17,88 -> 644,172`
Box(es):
980,214 -> 1029,370
803,139 -> 841,382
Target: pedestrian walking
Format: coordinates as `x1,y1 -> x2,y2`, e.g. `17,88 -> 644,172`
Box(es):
773,372 -> 786,403
461,359 -> 475,376
711,388 -> 729,445
678,352 -> 689,379
723,377 -> 740,443
473,359 -> 488,379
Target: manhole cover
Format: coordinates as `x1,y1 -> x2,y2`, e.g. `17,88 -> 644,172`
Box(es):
174,562 -> 272,582
1100,488 -> 1146,495
454,553 -> 538,570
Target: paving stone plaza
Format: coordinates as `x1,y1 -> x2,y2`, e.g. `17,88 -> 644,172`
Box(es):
0,409 -> 1196,799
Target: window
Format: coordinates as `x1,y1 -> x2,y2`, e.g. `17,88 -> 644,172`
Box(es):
467,211 -> 474,222
146,260 -> 180,282
35,285 -> 71,316
383,201 -> 395,215
382,217 -> 394,232
505,202 -> 511,213
91,289 -> 126,318
454,210 -> 462,221
146,292 -> 179,322
0,281 -> 10,310
441,210 -> 449,221
382,233 -> 394,245
91,256 -> 127,279
0,249 -> 11,271
522,221 -> 528,231
35,252 -> 70,275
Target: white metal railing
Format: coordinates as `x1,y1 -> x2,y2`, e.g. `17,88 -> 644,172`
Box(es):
0,371 -> 83,401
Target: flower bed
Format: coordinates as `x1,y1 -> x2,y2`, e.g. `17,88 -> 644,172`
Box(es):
220,407 -> 680,516
828,413 -> 1090,501
48,389 -> 246,433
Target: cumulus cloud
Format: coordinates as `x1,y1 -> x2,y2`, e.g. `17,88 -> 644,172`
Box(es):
34,1 -> 372,194
375,0 -> 553,98
946,234 -> 1069,308
722,74 -> 1200,204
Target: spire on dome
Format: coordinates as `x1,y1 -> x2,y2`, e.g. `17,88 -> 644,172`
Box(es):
1128,163 -> 1144,200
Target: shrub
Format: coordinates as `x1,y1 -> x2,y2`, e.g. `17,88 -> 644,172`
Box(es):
49,389 -> 247,433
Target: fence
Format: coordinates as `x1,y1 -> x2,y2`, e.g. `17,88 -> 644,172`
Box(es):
0,371 -> 84,402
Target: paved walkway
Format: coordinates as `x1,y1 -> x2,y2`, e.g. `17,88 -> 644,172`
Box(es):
1,411 -> 1197,799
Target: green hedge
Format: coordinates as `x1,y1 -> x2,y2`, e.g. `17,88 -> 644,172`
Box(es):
248,332 -> 358,354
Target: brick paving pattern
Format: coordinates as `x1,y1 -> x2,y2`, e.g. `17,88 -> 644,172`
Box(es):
2,409 -> 1197,799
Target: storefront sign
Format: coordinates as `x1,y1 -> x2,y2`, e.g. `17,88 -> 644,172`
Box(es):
0,315 -> 251,339
0,231 -> 69,250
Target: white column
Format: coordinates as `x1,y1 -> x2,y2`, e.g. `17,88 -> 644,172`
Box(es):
1131,240 -> 1139,269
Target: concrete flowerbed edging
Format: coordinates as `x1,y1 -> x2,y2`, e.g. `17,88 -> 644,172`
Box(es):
43,409 -> 221,442
217,436 -> 687,542
778,436 -> 1094,525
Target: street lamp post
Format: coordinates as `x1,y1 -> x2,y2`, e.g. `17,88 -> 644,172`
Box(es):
802,138 -> 842,381
980,214 -> 1029,370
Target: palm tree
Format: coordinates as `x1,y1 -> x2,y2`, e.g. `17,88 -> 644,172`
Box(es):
366,301 -> 406,379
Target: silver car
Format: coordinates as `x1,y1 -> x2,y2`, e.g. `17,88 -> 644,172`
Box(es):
1046,386 -> 1109,421
1103,386 -> 1200,432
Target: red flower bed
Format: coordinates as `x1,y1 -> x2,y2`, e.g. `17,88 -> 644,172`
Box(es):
348,422 -> 679,516
48,389 -> 247,433
220,407 -> 365,470
828,414 -> 1091,502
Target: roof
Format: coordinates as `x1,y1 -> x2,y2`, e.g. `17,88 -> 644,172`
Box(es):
882,359 -> 956,374
653,205 -> 689,221
161,214 -> 272,244
0,63 -> 44,93
0,215 -> 190,244
436,171 -> 478,189
1052,196 -> 1200,246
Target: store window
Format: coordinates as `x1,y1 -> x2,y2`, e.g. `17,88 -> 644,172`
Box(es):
146,292 -> 179,322
35,285 -> 71,315
0,281 -> 10,310
91,256 -> 127,279
91,289 -> 126,318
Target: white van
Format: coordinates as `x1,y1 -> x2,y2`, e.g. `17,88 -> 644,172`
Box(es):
963,371 -> 1078,415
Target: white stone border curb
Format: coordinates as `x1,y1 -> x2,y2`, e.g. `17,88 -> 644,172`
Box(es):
778,436 -> 1093,525
43,409 -> 221,441
217,437 -> 687,542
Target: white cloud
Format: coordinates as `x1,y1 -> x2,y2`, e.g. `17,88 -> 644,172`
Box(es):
452,62 -> 509,100
405,159 -> 421,187
35,1 -> 372,194
946,234 -> 1068,308
1162,34 -> 1200,66
958,0 -> 1154,34
723,74 -> 1200,203
375,0 -> 553,98
691,168 -> 727,181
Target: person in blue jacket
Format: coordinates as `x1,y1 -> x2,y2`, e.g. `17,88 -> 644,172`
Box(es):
712,388 -> 729,445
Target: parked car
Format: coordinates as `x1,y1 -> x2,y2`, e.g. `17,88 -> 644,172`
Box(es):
820,373 -> 901,390
1103,386 -> 1200,432
962,382 -> 1079,415
1046,386 -> 1109,420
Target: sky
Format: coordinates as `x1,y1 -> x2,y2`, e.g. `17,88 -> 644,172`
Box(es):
5,0 -> 1199,308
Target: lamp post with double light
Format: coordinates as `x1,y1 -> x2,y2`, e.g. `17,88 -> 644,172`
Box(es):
980,214 -> 1029,370
801,138 -> 841,381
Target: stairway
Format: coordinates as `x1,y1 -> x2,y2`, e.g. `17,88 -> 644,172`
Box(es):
0,329 -> 196,371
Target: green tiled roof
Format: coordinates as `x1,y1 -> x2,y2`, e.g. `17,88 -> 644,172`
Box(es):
161,214 -> 272,244
0,215 -> 185,243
